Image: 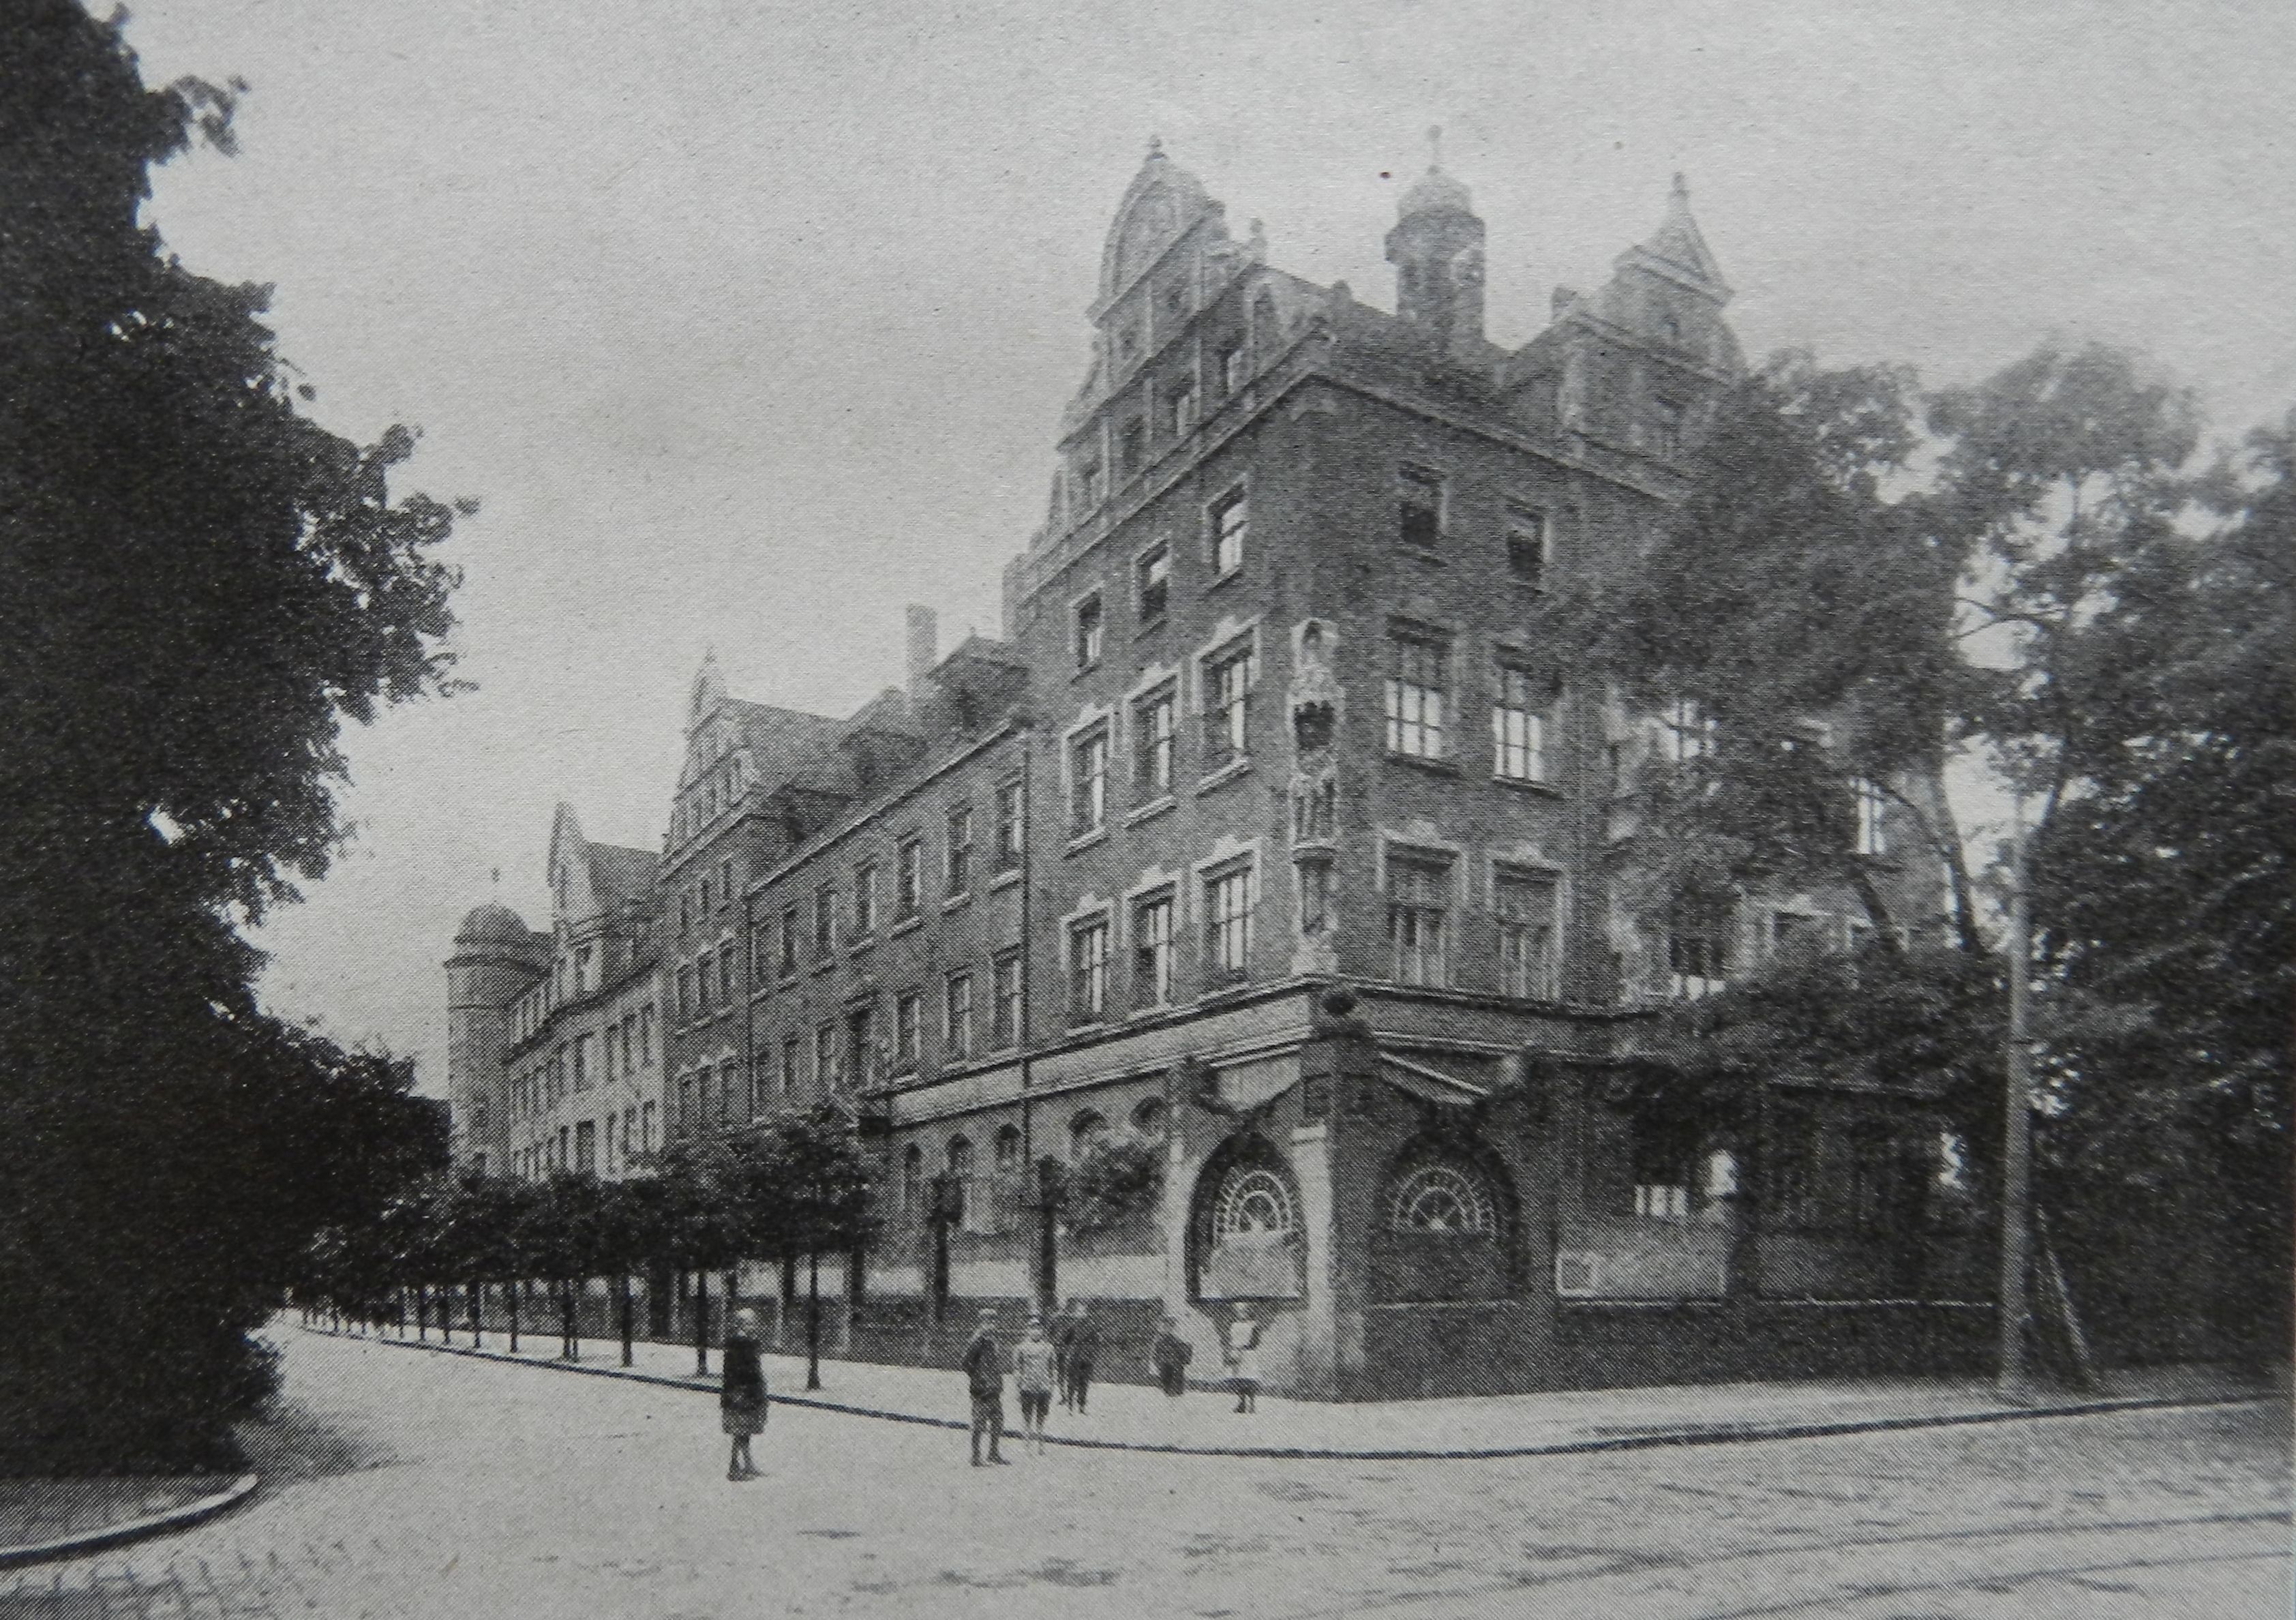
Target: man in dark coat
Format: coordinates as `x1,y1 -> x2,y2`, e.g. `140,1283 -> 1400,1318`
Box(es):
1060,1298 -> 1101,1413
962,1307 -> 1009,1466
1151,1314 -> 1192,1398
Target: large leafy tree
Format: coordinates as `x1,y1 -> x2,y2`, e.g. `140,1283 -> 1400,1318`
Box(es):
0,4 -> 466,1469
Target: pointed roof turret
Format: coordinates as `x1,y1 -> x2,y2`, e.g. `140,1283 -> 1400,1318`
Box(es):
1616,171 -> 1730,303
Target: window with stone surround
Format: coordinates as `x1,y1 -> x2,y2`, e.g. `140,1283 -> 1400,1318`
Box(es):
1070,722 -> 1111,836
1496,868 -> 1560,1000
1202,638 -> 1255,770
1386,850 -> 1452,987
1385,632 -> 1449,759
1492,663 -> 1551,783
1134,682 -> 1177,796
1069,912 -> 1111,1023
1203,860 -> 1256,979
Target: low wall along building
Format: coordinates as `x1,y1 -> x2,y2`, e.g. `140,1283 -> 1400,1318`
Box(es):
443,144 -> 1987,1399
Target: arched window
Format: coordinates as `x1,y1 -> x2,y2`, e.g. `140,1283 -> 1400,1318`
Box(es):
1387,1163 -> 1496,1235
1214,1167 -> 1293,1242
1192,1140 -> 1303,1300
947,1135 -> 977,1232
1131,1096 -> 1166,1137
1069,1110 -> 1108,1159
902,1145 -> 923,1215
994,1124 -> 1023,1173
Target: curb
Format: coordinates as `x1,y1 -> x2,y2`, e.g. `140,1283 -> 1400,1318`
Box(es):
314,1328 -> 2280,1462
0,1474 -> 260,1571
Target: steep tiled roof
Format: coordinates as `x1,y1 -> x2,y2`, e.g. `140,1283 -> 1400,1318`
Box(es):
586,842 -> 658,912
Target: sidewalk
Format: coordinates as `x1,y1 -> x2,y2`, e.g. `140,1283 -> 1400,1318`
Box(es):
305,1321 -> 2275,1460
0,1473 -> 258,1569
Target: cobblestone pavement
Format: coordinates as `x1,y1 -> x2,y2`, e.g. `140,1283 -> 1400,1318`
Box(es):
1,1329 -> 2284,1619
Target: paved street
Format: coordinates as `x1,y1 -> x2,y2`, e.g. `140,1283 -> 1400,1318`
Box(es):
3,1328 -> 2285,1619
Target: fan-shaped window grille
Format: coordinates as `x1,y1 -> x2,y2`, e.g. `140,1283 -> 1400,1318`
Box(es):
1214,1167 -> 1295,1242
1388,1163 -> 1496,1235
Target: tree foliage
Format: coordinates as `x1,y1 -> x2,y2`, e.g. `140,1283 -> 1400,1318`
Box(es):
0,4 -> 466,1471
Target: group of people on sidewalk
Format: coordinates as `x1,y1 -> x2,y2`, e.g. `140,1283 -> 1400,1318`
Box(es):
961,1300 -> 1262,1465
717,1298 -> 1266,1475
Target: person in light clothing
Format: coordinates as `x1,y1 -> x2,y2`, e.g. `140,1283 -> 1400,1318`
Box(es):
1013,1314 -> 1057,1456
1225,1302 -> 1263,1413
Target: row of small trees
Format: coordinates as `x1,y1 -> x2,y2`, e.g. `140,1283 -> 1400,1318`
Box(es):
302,1104 -> 871,1388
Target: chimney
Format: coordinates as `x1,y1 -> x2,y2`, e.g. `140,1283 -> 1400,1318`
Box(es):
905,604 -> 938,697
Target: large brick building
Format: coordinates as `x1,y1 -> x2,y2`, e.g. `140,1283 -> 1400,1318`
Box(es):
448,145 -> 1987,1398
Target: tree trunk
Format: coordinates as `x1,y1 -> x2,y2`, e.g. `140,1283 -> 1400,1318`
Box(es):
693,1268 -> 710,1378
507,1280 -> 519,1353
619,1275 -> 634,1368
1901,763 -> 1986,955
806,1251 -> 822,1391
415,1283 -> 428,1342
469,1279 -> 482,1349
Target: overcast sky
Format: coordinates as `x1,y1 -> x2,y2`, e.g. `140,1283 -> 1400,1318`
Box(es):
114,0 -> 2295,1092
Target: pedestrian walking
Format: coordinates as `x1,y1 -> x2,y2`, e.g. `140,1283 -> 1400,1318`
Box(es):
1061,1298 -> 1100,1414
1151,1315 -> 1192,1398
1052,1304 -> 1074,1407
1014,1314 -> 1057,1456
1225,1302 -> 1262,1413
721,1307 -> 768,1481
961,1306 -> 1010,1466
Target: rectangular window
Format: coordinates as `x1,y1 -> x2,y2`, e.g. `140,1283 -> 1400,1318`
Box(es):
815,1023 -> 838,1090
992,950 -> 1021,1047
1132,891 -> 1175,1006
853,861 -> 878,937
717,1069 -> 733,1127
1772,911 -> 1824,956
1298,856 -> 1334,937
1118,416 -> 1146,478
781,1034 -> 800,1098
1209,487 -> 1248,575
1217,340 -> 1243,394
1069,914 -> 1111,1022
1136,543 -> 1170,625
676,964 -> 694,1019
1385,635 -> 1449,758
1387,852 -> 1451,987
575,1119 -> 596,1172
993,780 -> 1023,871
577,1032 -> 596,1089
1166,378 -> 1195,438
1070,723 -> 1110,836
602,1028 -> 616,1083
640,1100 -> 656,1153
1205,862 -> 1255,978
1667,903 -> 1732,999
814,886 -> 836,959
719,858 -> 734,907
1660,696 -> 1715,763
1496,869 -> 1560,1000
1133,682 -> 1177,797
639,1004 -> 654,1064
778,905 -> 799,976
575,944 -> 594,995
1507,505 -> 1549,587
894,989 -> 922,1070
1854,779 -> 1889,856
699,877 -> 711,916
1073,592 -> 1104,672
845,1006 -> 875,1088
896,836 -> 924,918
943,971 -> 973,1060
945,805 -> 973,897
1398,464 -> 1444,550
1652,397 -> 1685,459
1492,665 -> 1550,782
1203,639 -> 1256,770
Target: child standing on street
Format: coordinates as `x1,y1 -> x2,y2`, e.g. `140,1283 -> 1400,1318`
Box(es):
961,1307 -> 1009,1467
1014,1314 -> 1057,1456
1225,1302 -> 1262,1413
720,1307 -> 768,1480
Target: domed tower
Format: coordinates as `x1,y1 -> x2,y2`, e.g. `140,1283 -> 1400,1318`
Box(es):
444,900 -> 545,1175
1385,130 -> 1485,352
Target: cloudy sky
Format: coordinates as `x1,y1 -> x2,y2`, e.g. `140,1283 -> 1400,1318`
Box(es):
115,0 -> 2294,1091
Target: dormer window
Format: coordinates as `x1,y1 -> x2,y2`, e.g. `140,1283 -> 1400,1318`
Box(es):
1119,416 -> 1146,479
1076,457 -> 1104,510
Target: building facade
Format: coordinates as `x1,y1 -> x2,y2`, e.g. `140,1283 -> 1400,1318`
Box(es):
448,145 -> 1986,1398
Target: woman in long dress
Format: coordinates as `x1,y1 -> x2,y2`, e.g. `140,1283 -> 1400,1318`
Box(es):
1225,1302 -> 1262,1413
721,1306 -> 768,1480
